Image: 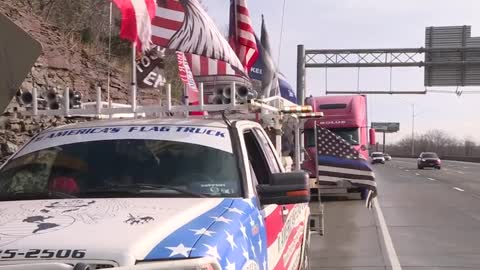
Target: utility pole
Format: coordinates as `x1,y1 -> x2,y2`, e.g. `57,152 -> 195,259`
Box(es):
411,103 -> 415,157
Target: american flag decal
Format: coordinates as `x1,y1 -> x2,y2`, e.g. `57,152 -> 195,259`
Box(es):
152,0 -> 246,75
316,127 -> 377,207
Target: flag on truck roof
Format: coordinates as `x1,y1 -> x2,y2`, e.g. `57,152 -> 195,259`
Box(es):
255,16 -> 279,98
152,0 -> 246,76
316,127 -> 377,208
184,53 -> 245,78
228,0 -> 259,72
112,0 -> 156,51
278,73 -> 297,104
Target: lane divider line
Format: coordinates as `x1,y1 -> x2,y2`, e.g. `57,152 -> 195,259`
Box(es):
453,187 -> 465,192
415,173 -> 420,176
427,178 -> 436,181
373,198 -> 402,270
458,171 -> 465,174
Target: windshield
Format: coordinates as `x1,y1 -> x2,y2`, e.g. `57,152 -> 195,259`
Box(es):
0,139 -> 241,199
421,153 -> 438,158
305,127 -> 360,148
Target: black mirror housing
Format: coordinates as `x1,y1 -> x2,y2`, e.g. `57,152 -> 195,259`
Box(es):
257,172 -> 310,205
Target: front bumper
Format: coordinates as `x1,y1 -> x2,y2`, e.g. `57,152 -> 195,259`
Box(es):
0,258 -> 220,270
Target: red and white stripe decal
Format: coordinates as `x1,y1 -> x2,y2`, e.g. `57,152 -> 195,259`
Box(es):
266,204 -> 308,270
151,0 -> 185,46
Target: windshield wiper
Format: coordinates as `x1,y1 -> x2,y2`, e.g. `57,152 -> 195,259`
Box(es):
0,191 -> 77,201
80,183 -> 208,198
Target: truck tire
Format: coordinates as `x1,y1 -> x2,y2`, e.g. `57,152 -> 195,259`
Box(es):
417,165 -> 423,170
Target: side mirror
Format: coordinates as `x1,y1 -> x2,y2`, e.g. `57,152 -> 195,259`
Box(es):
369,128 -> 376,145
257,172 -> 310,205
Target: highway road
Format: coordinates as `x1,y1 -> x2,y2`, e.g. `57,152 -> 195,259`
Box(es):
311,158 -> 480,270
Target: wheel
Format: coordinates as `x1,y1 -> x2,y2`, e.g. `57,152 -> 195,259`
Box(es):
436,166 -> 441,170
418,165 -> 423,169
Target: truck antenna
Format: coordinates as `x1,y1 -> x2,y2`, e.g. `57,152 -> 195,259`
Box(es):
221,110 -> 232,127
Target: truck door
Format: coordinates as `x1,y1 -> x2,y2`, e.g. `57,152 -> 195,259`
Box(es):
243,128 -> 306,270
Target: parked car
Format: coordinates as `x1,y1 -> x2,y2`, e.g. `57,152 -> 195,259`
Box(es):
384,153 -> 392,161
371,152 -> 386,164
417,152 -> 441,169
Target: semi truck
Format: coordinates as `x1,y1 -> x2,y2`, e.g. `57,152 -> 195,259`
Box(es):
301,95 -> 376,198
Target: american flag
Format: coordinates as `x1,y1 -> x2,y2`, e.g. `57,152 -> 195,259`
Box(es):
184,53 -> 243,77
151,0 -> 246,75
229,0 -> 259,71
316,127 -> 377,207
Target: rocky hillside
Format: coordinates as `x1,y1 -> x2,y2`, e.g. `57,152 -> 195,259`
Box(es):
0,1 -> 166,163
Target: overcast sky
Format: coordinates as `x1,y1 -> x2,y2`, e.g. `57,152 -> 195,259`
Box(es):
203,0 -> 480,144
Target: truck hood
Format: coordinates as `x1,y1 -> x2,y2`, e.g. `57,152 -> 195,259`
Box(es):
0,198 -> 238,266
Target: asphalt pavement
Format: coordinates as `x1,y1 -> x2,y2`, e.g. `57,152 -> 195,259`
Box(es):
311,158 -> 480,270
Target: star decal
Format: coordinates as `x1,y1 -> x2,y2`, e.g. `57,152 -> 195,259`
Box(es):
242,246 -> 249,261
190,228 -> 215,237
258,237 -> 262,252
204,244 -> 221,261
249,215 -> 255,227
166,243 -> 193,257
211,216 -> 232,224
239,222 -> 248,239
250,240 -> 256,257
226,207 -> 244,215
225,230 -> 237,250
226,258 -> 236,270
243,198 -> 255,208
263,258 -> 267,270
257,212 -> 264,226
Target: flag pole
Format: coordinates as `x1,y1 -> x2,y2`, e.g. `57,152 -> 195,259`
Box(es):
107,1 -> 113,119
131,42 -> 137,115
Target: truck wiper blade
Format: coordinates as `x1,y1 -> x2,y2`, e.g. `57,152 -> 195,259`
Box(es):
81,184 -> 208,198
0,191 -> 77,201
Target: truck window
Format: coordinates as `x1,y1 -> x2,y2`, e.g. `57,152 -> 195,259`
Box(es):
243,130 -> 271,185
0,139 -> 242,198
253,128 -> 281,173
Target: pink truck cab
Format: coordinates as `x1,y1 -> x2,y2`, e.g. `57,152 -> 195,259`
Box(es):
302,95 -> 376,178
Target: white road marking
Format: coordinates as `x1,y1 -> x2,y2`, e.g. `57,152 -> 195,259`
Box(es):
427,178 -> 436,181
405,170 -> 410,172
463,166 -> 469,169
415,173 -> 420,176
453,187 -> 465,192
373,198 -> 402,270
399,167 -> 404,169
457,171 -> 465,174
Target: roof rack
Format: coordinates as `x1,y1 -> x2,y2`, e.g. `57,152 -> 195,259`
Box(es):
20,82 -> 313,120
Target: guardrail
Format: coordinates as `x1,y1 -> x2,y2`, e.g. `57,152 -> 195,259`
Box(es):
391,155 -> 480,163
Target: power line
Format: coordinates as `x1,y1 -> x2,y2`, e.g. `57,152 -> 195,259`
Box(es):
277,0 -> 287,67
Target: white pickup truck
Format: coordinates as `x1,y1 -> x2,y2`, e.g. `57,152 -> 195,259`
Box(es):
0,118 -> 311,270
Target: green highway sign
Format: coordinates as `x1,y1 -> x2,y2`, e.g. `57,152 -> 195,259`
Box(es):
371,122 -> 400,133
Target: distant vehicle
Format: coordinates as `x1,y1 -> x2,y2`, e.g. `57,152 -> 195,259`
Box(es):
384,153 -> 392,161
417,152 -> 441,169
302,95 -> 376,197
370,152 -> 386,164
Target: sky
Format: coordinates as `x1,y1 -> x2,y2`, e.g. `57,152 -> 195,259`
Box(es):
203,0 -> 480,144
